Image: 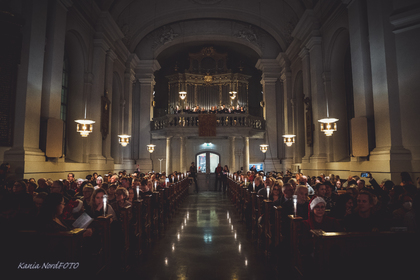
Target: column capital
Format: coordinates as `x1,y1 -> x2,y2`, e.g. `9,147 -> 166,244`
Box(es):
93,37 -> 109,52
106,49 -> 117,61
298,47 -> 309,59
136,60 -> 161,83
276,52 -> 290,70
256,59 -> 281,82
306,36 -> 322,51
280,71 -> 292,82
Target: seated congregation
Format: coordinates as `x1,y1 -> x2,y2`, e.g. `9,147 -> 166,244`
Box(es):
227,170 -> 420,279
0,170 -> 190,275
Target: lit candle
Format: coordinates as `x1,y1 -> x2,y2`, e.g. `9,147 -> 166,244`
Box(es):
267,187 -> 270,200
103,194 -> 108,216
136,186 -> 140,200
177,174 -> 180,181
245,178 -> 247,186
293,195 -> 298,217
253,181 -> 255,192
172,177 -> 174,183
154,181 -> 157,191
181,173 -> 184,179
166,178 -> 169,187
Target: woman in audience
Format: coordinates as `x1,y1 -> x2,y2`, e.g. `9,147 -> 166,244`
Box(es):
85,188 -> 116,220
270,182 -> 282,205
392,194 -> 413,227
37,193 -> 92,237
81,184 -> 94,209
302,197 -> 342,232
96,176 -> 103,189
330,193 -> 356,220
127,186 -> 135,203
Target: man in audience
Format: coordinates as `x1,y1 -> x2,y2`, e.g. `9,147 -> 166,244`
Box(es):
299,175 -> 315,196
279,183 -> 294,206
343,190 -> 388,232
36,178 -> 50,194
64,173 -> 77,192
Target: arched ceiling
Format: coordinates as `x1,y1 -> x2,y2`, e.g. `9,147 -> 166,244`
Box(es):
98,0 -> 312,57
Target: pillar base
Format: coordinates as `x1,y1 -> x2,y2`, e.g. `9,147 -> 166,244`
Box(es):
136,158 -> 153,173
4,147 -> 46,180
264,158 -> 282,173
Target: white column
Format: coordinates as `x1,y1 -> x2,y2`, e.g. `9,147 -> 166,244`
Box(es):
299,48 -> 313,163
88,37 -> 108,165
281,71 -> 293,170
229,136 -> 236,172
367,0 -> 409,164
135,60 -> 160,171
256,59 -> 282,171
41,0 -> 72,121
180,136 -> 185,173
166,137 -> 172,174
243,137 -> 250,172
5,0 -> 49,178
307,36 -> 327,163
123,55 -> 137,164
103,49 -> 116,160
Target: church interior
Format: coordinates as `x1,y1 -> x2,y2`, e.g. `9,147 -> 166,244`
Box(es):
1,0 -> 420,278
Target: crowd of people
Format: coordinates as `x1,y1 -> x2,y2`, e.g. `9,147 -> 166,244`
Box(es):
230,169 -> 420,233
171,104 -> 246,114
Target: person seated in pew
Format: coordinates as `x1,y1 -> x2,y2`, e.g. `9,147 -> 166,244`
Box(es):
127,187 -> 135,203
85,188 -> 116,221
248,175 -> 264,192
278,183 -> 294,206
281,185 -> 309,220
302,197 -> 343,233
343,190 -> 389,232
110,187 -> 131,221
257,177 -> 275,198
270,182 -> 282,206
37,193 -> 92,237
139,179 -> 153,198
329,193 -> 356,220
81,184 -> 94,209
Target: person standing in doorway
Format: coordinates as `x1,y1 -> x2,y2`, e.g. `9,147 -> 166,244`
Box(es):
215,163 -> 223,191
190,162 -> 198,193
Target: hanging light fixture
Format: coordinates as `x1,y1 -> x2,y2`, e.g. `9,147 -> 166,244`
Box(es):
75,84 -> 95,137
118,134 -> 131,147
229,79 -> 237,100
147,144 -> 156,153
75,119 -> 95,137
317,1 -> 338,137
259,144 -> 268,153
179,78 -> 187,100
282,134 -> 296,147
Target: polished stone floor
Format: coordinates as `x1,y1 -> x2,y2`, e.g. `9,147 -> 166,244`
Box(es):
124,191 -> 297,280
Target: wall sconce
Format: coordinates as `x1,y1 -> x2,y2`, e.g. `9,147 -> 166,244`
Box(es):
282,134 -> 296,147
118,134 -> 131,147
74,119 -> 95,137
147,144 -> 156,153
179,91 -> 187,100
259,144 -> 268,153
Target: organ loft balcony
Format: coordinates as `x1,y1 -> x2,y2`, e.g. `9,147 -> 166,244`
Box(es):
150,46 -> 265,140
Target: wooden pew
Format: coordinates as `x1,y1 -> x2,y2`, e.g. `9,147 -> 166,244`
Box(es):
309,229 -> 418,278
256,195 -> 265,245
152,191 -> 160,238
250,191 -> 258,239
289,215 -> 304,277
142,194 -> 152,244
264,199 -> 273,257
131,199 -> 143,257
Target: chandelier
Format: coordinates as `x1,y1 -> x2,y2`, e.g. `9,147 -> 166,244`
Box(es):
118,134 -> 131,147
282,134 -> 296,147
75,119 -> 95,137
147,144 -> 156,153
259,144 -> 268,153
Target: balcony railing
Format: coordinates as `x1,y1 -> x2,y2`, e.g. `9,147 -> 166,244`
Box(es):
151,113 -> 265,131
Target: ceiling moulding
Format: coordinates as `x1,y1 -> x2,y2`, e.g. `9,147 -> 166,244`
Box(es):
291,9 -> 320,46
390,6 -> 420,34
